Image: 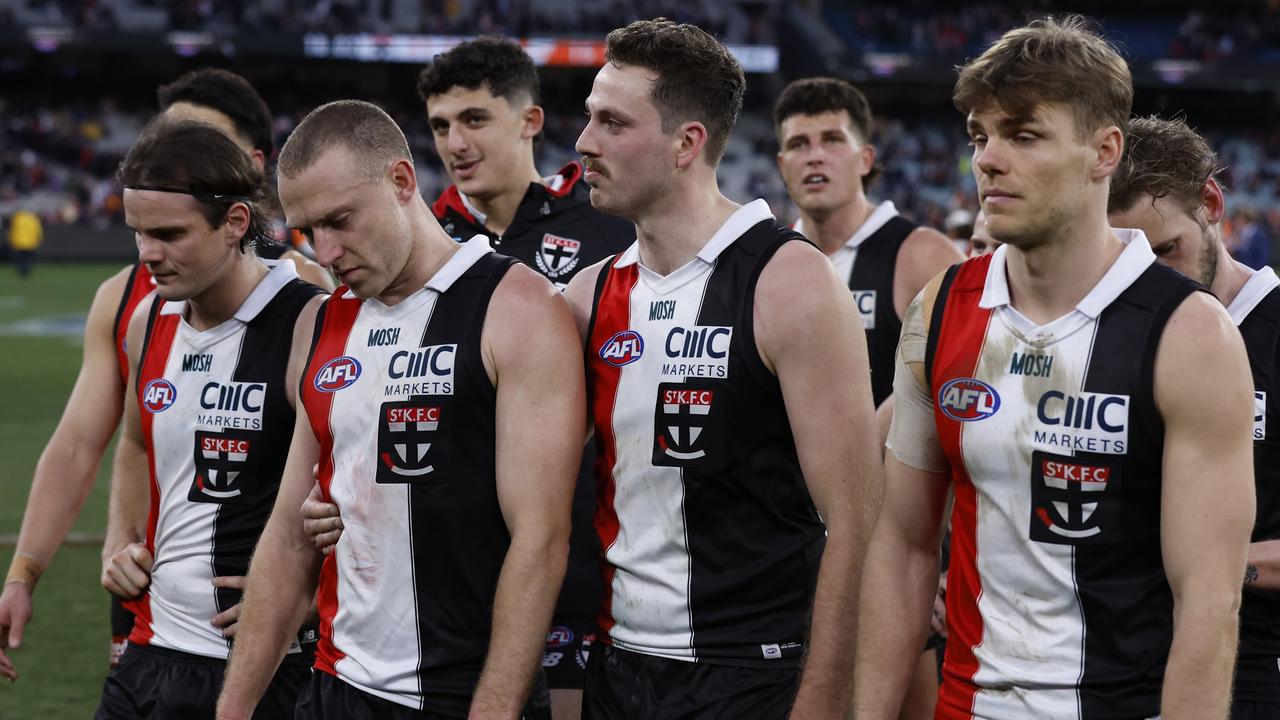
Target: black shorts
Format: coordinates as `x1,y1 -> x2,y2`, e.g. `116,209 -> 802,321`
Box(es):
542,615 -> 595,690
109,594 -> 135,667
1231,699 -> 1280,720
1234,655 -> 1280,706
95,642 -> 308,720
582,644 -> 799,720
296,672 -> 553,720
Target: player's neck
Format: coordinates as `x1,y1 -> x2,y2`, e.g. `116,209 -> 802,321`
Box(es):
798,194 -> 877,256
1003,212 -> 1123,326
186,255 -> 270,332
378,204 -> 462,307
633,182 -> 740,276
467,163 -> 543,238
1211,253 -> 1255,308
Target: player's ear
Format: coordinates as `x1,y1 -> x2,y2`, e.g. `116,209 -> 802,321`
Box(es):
1202,178 -> 1226,226
521,104 -> 545,140
1091,124 -> 1124,182
674,121 -> 709,170
388,159 -> 419,204
223,202 -> 251,247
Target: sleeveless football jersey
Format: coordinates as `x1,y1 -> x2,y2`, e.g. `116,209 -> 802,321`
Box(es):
797,201 -> 915,406
1230,266 -> 1280,699
127,262 -> 322,660
924,233 -> 1199,720
586,199 -> 825,668
114,262 -> 155,385
301,237 -> 518,713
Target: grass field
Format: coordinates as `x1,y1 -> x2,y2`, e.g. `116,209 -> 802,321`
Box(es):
0,262 -> 124,718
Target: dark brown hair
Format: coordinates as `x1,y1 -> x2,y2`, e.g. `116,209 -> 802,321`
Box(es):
773,77 -> 882,185
1108,115 -> 1225,216
417,36 -> 540,106
118,118 -> 271,251
954,15 -> 1132,139
277,100 -> 413,180
605,18 -> 745,165
157,68 -> 274,157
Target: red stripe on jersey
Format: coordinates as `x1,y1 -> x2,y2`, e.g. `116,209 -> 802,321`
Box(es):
585,260 -> 640,639
126,299 -> 176,647
930,255 -> 995,719
114,264 -> 154,386
299,291 -> 363,675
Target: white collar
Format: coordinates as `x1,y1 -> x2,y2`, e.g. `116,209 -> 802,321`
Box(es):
1227,265 -> 1280,326
340,235 -> 494,301
613,199 -> 774,269
161,259 -> 299,322
979,228 -> 1156,320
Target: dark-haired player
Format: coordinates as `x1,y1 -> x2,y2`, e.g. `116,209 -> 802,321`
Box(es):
1110,116 -> 1280,720
96,119 -> 325,718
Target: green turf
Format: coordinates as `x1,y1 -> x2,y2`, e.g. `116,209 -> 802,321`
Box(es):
0,261 -> 126,717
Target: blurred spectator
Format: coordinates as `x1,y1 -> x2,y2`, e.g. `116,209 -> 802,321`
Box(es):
8,208 -> 43,278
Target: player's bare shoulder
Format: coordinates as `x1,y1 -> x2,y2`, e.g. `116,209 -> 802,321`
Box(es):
564,256 -> 614,341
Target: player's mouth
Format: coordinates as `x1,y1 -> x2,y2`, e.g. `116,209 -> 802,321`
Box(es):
983,188 -> 1020,206
336,267 -> 362,284
802,173 -> 829,189
452,159 -> 481,180
582,158 -> 608,184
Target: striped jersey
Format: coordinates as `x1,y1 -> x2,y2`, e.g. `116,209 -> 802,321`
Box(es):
300,237 -> 518,713
127,262 -> 322,660
797,200 -> 915,406
921,232 -> 1199,719
1231,266 -> 1280,699
586,199 -> 825,667
114,262 -> 155,385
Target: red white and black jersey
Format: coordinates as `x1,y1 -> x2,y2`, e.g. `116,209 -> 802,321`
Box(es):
923,233 -> 1200,719
114,262 -> 155,386
127,263 -> 322,660
585,200 -> 825,668
300,237 -> 518,713
796,200 -> 916,406
1230,266 -> 1280,700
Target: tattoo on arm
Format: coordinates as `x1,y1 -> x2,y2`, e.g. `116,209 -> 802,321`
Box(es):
1246,564 -> 1260,585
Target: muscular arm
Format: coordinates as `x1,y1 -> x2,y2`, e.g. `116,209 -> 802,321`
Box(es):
469,266 -> 584,719
892,227 -> 964,320
101,294 -> 159,599
0,266 -> 135,677
1157,293 -> 1254,719
217,302 -> 325,720
1245,540 -> 1280,591
755,241 -> 883,719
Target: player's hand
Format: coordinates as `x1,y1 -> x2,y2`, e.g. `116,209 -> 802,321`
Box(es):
210,576 -> 247,638
931,573 -> 948,639
101,543 -> 153,600
301,479 -> 343,554
0,581 -> 34,681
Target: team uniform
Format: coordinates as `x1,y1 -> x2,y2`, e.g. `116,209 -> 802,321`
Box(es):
887,232 -> 1200,719
97,263 -> 322,720
299,237 -> 550,719
583,200 -> 820,718
795,200 -> 918,406
1229,266 -> 1280,718
108,262 -> 157,666
434,161 -> 634,688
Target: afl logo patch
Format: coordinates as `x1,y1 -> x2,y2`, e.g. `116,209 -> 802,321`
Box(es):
938,378 -> 1000,421
599,330 -> 644,367
314,356 -> 362,392
142,379 -> 177,413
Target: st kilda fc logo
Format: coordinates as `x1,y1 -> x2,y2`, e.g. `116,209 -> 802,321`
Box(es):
376,400 -> 447,484
652,381 -> 725,468
190,429 -> 255,503
1029,450 -> 1122,545
534,233 -> 582,279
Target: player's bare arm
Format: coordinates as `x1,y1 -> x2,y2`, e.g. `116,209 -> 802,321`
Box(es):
208,294 -> 326,639
754,240 -> 883,719
1245,540 -> 1280,591
217,299 -> 325,720
0,265 -> 136,681
563,257 -> 609,343
101,293 -> 160,600
1156,292 -> 1255,719
853,285 -> 953,718
892,227 -> 964,320
469,265 -> 584,719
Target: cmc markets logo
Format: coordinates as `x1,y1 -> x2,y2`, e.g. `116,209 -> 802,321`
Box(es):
142,379 -> 178,413
599,330 -> 644,367
937,378 -> 1000,421
314,356 -> 362,392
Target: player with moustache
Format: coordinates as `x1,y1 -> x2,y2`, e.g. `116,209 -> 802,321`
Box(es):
1109,116 -> 1280,720
216,100 -> 584,720
562,19 -> 881,719
0,68 -> 331,683
96,119 -> 326,719
854,17 -> 1254,720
